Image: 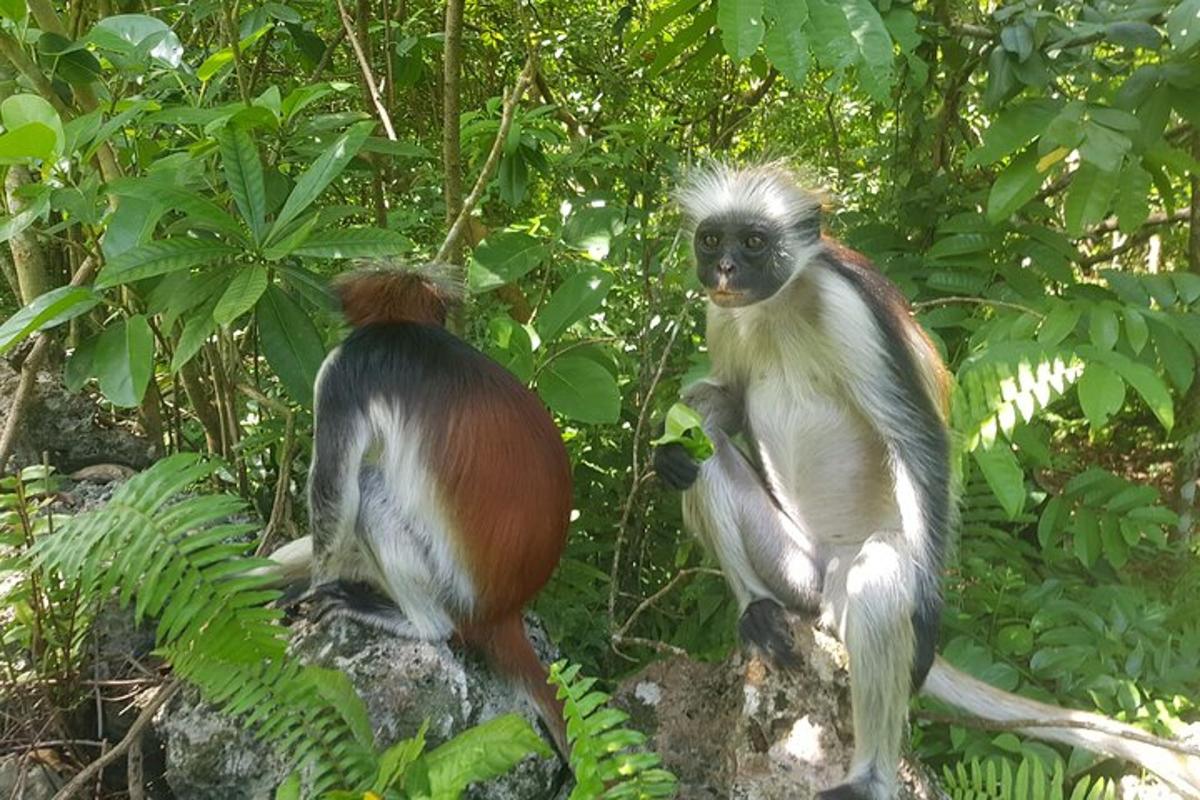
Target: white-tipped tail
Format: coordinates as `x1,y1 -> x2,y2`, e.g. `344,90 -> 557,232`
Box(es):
253,535 -> 313,587
923,656 -> 1200,797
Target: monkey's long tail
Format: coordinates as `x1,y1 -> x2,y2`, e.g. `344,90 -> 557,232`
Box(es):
259,535 -> 313,586
462,613 -> 569,760
922,656 -> 1200,797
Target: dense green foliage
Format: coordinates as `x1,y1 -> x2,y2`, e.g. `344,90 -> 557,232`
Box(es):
2,0 -> 1199,796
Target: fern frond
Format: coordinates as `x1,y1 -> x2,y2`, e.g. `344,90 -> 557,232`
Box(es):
953,342 -> 1083,452
34,453 -> 375,795
550,661 -> 678,799
941,756 -> 1115,800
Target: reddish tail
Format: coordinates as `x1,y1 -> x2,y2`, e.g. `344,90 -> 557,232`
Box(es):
463,614 -> 568,758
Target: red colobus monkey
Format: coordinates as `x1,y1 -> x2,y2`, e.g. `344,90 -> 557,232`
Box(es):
269,264 -> 571,756
655,164 -> 1200,799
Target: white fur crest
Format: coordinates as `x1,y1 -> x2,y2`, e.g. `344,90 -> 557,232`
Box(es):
675,162 -> 824,228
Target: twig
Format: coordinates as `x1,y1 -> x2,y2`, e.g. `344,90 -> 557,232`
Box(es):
613,568 -> 723,642
335,0 -> 397,141
126,730 -> 144,800
221,0 -> 250,104
308,27 -> 346,82
51,679 -> 180,800
532,336 -> 623,380
257,411 -> 296,557
610,634 -> 690,659
0,257 -> 98,472
607,279 -> 690,627
434,57 -> 536,266
1082,208 -> 1189,239
913,709 -> 1200,758
911,295 -> 1045,318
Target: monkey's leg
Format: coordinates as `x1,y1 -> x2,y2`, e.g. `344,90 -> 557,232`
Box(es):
683,431 -> 822,669
819,534 -> 915,800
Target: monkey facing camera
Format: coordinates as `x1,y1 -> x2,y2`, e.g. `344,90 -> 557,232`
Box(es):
654,164 -> 1200,800
264,263 -> 572,757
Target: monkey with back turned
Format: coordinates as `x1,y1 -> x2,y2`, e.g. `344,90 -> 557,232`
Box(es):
655,163 -> 1200,799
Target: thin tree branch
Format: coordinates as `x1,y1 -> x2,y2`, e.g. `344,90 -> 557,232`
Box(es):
0,257 -> 98,473
1082,208 -> 1190,239
335,0 -> 397,141
308,27 -> 346,82
50,679 -> 180,800
435,57 -> 536,266
613,568 -> 724,643
442,0 -> 466,264
911,296 -> 1045,318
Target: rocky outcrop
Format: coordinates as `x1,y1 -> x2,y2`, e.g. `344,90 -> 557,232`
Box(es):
613,623 -> 947,800
155,616 -> 567,800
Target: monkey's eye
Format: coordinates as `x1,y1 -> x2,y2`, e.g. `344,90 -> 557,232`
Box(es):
700,232 -> 720,249
744,233 -> 765,250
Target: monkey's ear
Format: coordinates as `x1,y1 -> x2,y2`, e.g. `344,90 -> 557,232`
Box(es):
793,208 -> 822,242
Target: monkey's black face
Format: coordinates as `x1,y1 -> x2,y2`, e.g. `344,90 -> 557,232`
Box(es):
694,217 -> 788,308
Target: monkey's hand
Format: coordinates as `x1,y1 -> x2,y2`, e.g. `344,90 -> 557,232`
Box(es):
653,441 -> 700,490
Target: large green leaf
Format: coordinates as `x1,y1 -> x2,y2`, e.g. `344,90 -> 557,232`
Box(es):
108,178 -> 245,239
0,185 -> 51,244
214,265 -> 269,326
423,714 -> 550,799
1077,362 -> 1125,429
0,122 -> 59,163
973,444 -> 1025,520
1063,163 -> 1119,236
1080,346 -> 1174,432
806,0 -> 855,70
763,0 -> 810,85
718,0 -> 765,62
218,125 -> 268,245
537,355 -> 621,423
0,286 -> 101,355
1114,161 -> 1151,234
844,0 -> 894,102
1166,0 -> 1200,52
256,285 -> 326,407
89,14 -> 184,67
95,315 -> 155,408
986,146 -> 1045,223
468,232 -> 545,293
171,305 -> 218,372
291,227 -> 413,259
267,121 -> 374,242
536,269 -> 613,342
96,239 -> 239,288
966,99 -> 1060,168
0,95 -> 65,160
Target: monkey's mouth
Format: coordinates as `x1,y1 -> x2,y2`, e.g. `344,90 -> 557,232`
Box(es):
708,289 -> 746,306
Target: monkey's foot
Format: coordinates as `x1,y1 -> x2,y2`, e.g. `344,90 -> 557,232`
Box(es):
291,580 -> 420,639
815,782 -> 876,800
738,598 -> 802,671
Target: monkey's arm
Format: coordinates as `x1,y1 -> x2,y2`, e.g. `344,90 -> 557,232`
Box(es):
653,379 -> 744,490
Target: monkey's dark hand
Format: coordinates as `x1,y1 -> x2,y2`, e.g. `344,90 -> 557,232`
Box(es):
653,442 -> 700,490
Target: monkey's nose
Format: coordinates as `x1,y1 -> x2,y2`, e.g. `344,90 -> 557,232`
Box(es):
717,257 -> 735,276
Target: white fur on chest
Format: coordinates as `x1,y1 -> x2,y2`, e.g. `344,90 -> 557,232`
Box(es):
709,295 -> 899,546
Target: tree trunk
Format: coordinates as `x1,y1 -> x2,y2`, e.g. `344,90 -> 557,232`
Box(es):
441,0 -> 464,265
4,166 -> 51,304
1176,132 -> 1200,539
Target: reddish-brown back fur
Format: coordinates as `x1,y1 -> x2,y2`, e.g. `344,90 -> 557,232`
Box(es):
432,362 -> 572,619
334,266 -> 461,327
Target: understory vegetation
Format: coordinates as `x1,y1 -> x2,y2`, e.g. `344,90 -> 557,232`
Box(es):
1,0 -> 1199,797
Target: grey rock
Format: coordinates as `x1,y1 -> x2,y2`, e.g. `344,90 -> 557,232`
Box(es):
0,360 -> 154,474
613,623 -> 947,800
0,753 -> 65,800
157,615 -> 567,800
